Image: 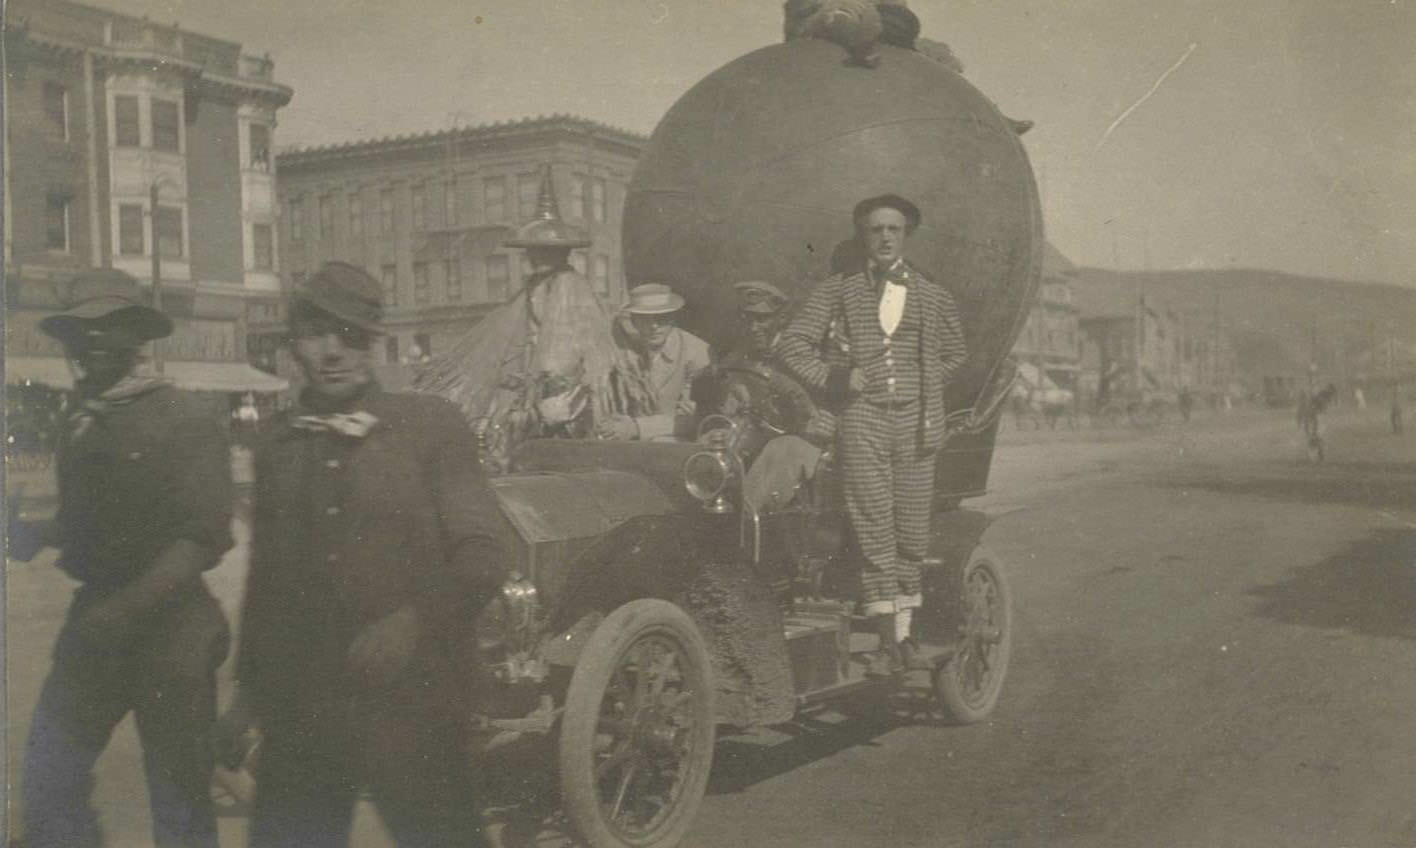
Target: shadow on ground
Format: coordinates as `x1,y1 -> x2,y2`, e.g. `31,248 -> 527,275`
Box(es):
1246,528 -> 1416,641
1163,461 -> 1416,510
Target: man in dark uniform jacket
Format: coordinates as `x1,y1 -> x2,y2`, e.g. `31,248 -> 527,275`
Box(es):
11,296 -> 234,848
777,194 -> 968,676
219,262 -> 508,847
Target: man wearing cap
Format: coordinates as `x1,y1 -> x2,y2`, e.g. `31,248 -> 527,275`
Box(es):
696,281 -> 831,446
600,283 -> 712,440
219,261 -> 508,846
11,296 -> 234,848
777,194 -> 968,676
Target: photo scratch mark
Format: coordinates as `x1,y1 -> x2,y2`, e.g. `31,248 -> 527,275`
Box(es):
1095,42 -> 1199,152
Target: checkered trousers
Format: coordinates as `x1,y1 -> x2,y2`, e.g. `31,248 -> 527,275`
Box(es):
839,397 -> 935,612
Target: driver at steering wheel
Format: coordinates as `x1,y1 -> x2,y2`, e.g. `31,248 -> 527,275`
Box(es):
694,281 -> 835,453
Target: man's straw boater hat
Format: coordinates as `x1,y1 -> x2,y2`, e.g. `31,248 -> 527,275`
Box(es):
503,164 -> 591,250
623,283 -> 686,315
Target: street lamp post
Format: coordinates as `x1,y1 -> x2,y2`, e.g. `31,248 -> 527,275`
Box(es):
150,179 -> 168,374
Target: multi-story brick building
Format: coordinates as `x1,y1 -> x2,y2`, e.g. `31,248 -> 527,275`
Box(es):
271,115 -> 645,369
4,0 -> 291,392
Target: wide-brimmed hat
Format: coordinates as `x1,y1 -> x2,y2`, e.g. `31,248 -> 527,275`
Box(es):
852,193 -> 922,231
624,283 -> 685,315
39,296 -> 173,348
503,164 -> 591,250
733,280 -> 788,314
294,261 -> 384,333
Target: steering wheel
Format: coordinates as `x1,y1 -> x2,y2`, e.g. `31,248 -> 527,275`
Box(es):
715,362 -> 820,440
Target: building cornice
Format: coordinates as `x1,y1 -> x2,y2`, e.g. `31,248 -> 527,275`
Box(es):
277,114 -> 647,170
10,28 -> 292,107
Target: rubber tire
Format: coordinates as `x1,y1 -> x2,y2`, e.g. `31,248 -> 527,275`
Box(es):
559,599 -> 715,848
935,545 -> 1013,724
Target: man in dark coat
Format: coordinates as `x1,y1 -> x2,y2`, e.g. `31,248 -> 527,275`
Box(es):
10,296 -> 234,848
219,262 -> 509,847
776,194 -> 968,676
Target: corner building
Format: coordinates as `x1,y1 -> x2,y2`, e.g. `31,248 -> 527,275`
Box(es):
272,116 -> 645,367
4,0 -> 292,392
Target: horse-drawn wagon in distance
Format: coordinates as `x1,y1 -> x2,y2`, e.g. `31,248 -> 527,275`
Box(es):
421,9 -> 1043,846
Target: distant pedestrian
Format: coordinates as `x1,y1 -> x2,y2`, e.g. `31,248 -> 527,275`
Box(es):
11,295 -> 234,848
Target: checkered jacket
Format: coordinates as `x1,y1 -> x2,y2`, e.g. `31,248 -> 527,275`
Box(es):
775,261 -> 967,450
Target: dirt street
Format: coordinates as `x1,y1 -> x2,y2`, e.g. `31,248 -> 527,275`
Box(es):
6,408 -> 1415,847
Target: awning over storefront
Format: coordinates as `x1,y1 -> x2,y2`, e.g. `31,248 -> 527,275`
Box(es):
161,362 -> 289,393
5,357 -> 289,393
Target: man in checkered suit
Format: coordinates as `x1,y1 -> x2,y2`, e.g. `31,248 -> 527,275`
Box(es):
776,194 -> 968,676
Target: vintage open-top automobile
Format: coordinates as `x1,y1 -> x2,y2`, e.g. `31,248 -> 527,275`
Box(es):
463,34 -> 1043,847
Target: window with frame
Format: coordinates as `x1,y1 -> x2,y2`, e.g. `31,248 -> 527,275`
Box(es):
44,83 -> 69,140
155,206 -> 183,258
381,264 -> 398,307
319,195 -> 334,240
483,176 -> 506,222
348,192 -> 363,238
288,198 -> 304,242
443,179 -> 458,228
486,255 -> 510,302
517,173 -> 539,221
380,189 -> 395,234
252,223 -> 274,270
413,261 -> 430,304
114,95 -> 141,146
569,175 -> 585,221
151,99 -> 180,152
46,194 -> 71,251
591,178 -> 607,224
119,204 -> 145,255
593,254 -> 610,295
444,257 -> 462,301
410,183 -> 427,231
249,123 -> 270,170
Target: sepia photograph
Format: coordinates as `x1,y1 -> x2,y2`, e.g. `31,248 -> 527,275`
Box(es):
3,1 -> 1415,846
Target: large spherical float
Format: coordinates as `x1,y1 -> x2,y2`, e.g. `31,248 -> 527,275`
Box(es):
623,37 -> 1042,420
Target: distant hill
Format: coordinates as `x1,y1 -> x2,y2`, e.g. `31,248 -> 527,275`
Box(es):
1069,268 -> 1416,382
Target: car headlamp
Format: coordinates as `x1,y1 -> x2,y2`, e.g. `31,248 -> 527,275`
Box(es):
683,451 -> 730,501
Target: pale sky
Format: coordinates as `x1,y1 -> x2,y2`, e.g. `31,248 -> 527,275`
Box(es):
92,0 -> 1416,287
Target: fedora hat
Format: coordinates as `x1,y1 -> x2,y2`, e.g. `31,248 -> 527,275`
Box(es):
503,164 -> 591,250
40,296 -> 173,348
294,261 -> 384,333
624,283 -> 685,315
852,193 -> 922,231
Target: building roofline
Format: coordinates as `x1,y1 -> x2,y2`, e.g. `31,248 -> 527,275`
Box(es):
276,114 -> 647,167
11,21 -> 291,106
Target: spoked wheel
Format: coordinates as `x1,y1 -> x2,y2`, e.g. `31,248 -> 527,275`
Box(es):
559,599 -> 715,848
934,545 -> 1012,724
